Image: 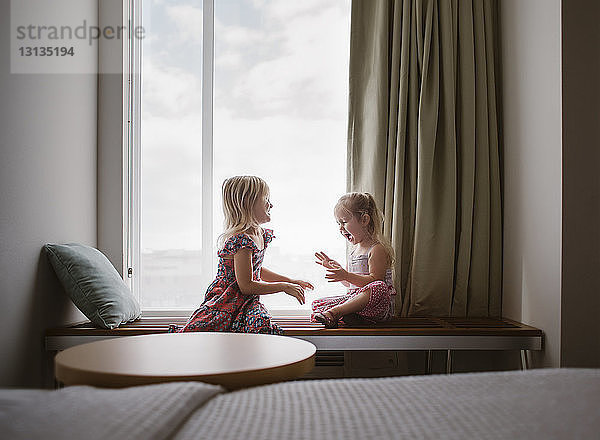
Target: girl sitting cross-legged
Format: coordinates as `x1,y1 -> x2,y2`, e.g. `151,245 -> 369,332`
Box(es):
312,192 -> 396,328
171,175 -> 313,335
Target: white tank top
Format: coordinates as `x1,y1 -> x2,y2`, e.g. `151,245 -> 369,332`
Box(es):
347,246 -> 394,290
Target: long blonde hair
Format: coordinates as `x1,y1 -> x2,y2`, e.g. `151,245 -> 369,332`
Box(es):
334,192 -> 395,264
218,176 -> 270,248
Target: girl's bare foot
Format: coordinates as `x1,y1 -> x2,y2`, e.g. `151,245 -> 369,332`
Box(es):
314,310 -> 339,328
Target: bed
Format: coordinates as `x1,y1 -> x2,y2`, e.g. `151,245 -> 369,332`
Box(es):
1,368 -> 598,439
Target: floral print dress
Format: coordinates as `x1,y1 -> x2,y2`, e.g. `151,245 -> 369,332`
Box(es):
171,229 -> 282,335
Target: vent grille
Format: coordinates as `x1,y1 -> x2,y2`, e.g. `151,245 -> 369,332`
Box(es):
315,351 -> 345,367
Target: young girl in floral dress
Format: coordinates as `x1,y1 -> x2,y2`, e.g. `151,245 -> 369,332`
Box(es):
173,176 -> 313,335
312,192 -> 396,328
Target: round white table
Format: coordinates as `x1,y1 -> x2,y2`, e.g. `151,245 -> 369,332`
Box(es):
55,332 -> 316,390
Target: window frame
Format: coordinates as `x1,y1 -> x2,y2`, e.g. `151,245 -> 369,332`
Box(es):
125,0 -> 216,317
123,0 -> 347,317
123,0 -> 141,301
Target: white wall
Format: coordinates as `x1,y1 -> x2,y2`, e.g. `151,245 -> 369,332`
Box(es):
0,0 -> 97,386
500,0 -> 563,367
501,0 -> 600,368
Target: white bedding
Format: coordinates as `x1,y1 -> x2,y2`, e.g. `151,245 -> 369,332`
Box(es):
1,368 -> 598,440
175,368 -> 600,440
0,381 -> 223,440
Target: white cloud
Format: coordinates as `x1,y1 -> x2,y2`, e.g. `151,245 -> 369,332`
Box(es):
142,58 -> 202,118
215,0 -> 350,120
215,18 -> 265,47
260,0 -> 325,21
165,3 -> 203,44
141,114 -> 203,251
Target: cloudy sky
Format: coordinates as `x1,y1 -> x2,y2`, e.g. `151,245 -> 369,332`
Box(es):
141,0 -> 350,309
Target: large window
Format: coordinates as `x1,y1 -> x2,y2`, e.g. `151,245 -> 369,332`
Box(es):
133,0 -> 350,313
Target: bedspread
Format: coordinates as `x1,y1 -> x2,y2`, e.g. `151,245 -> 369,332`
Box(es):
0,381 -> 223,440
174,368 -> 600,440
0,368 -> 599,440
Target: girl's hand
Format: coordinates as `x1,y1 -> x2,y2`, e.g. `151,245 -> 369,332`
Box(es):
282,283 -> 305,305
291,279 -> 314,290
315,251 -> 342,270
325,266 -> 349,283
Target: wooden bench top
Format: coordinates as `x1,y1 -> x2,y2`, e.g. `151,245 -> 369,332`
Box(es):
46,316 -> 542,337
45,317 -> 543,352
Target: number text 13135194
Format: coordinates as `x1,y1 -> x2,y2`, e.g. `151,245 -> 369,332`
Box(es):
18,46 -> 75,56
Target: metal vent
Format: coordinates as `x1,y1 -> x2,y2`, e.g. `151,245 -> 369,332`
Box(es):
315,351 -> 345,367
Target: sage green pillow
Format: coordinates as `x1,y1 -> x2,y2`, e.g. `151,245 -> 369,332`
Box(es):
44,243 -> 141,329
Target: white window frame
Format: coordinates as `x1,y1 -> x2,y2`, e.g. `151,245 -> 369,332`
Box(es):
124,0 -> 216,317
123,0 -> 340,318
123,0 -> 142,304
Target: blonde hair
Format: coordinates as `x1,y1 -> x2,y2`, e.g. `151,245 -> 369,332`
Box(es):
334,192 -> 395,264
218,176 -> 270,248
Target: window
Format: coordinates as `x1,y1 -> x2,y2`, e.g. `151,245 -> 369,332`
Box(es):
129,0 -> 350,313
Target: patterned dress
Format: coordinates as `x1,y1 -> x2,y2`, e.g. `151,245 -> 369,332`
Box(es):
170,229 -> 282,335
311,247 -> 396,323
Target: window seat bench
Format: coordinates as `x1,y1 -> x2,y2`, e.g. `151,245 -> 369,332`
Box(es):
45,316 -> 542,374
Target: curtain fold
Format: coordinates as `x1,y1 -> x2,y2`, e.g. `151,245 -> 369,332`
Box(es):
348,0 -> 502,317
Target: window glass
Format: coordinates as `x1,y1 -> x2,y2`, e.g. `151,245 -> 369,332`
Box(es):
140,0 -> 205,309
214,0 -> 350,310
139,0 -> 350,311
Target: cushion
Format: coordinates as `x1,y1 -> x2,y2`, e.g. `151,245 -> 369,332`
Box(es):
44,243 -> 141,329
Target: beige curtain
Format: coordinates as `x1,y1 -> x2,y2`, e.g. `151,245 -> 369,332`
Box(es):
348,0 -> 502,317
